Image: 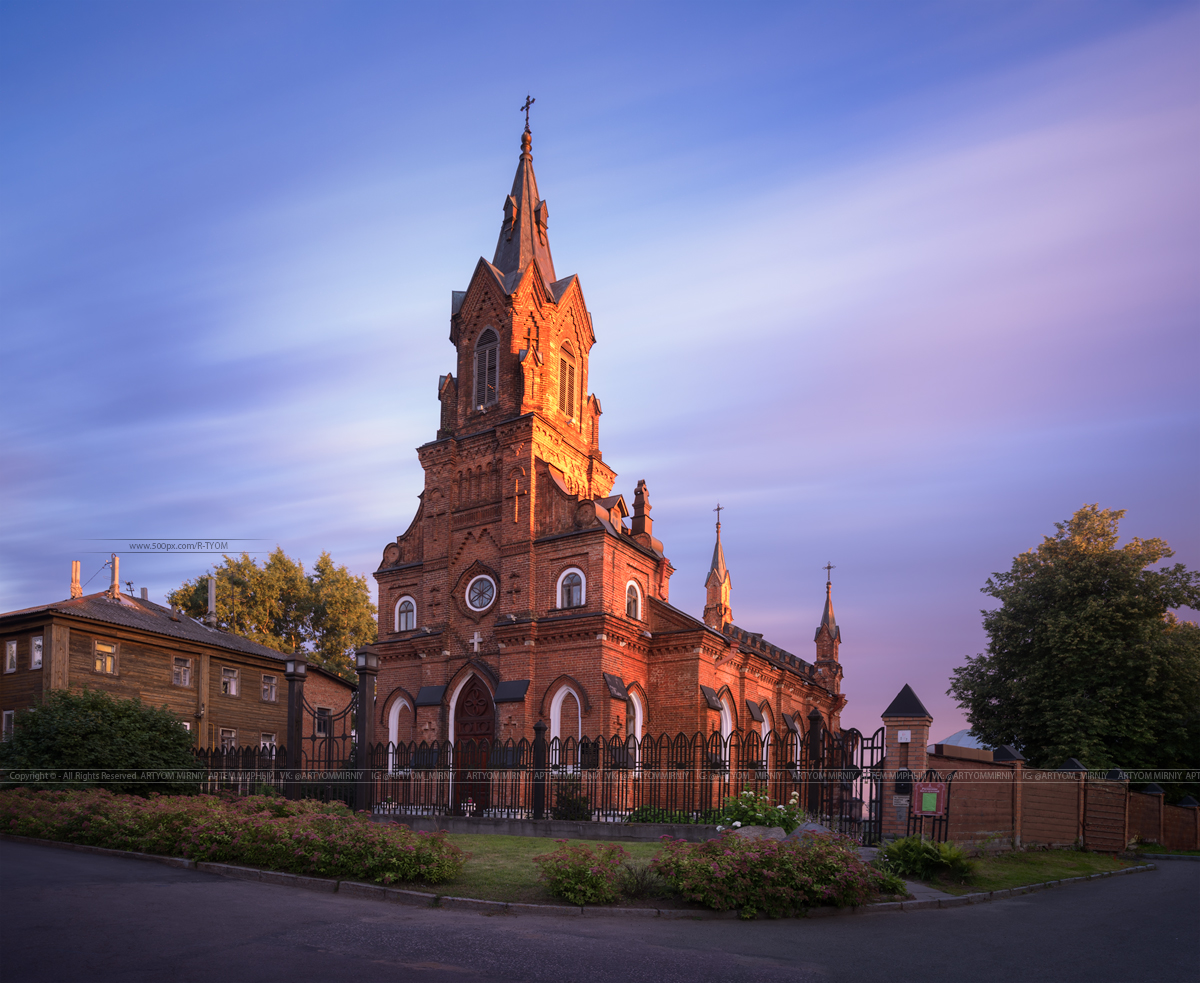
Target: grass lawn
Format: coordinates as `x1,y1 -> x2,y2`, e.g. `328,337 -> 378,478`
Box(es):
391,834 -> 670,906
934,850 -> 1135,896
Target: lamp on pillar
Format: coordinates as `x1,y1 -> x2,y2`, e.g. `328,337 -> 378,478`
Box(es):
284,656 -> 307,798
354,650 -> 379,813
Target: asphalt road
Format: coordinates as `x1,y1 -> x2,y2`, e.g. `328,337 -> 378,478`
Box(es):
1,841 -> 1196,983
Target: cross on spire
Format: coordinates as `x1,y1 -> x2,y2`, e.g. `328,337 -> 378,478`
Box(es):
824,562 -> 835,585
520,95 -> 536,132
713,502 -> 723,528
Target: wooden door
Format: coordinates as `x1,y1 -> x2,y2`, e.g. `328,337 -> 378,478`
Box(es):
454,677 -> 494,814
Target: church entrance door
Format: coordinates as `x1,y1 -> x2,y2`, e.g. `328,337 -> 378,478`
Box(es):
454,676 -> 494,815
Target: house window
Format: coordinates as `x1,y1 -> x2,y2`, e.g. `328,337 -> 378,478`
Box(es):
558,344 -> 577,419
261,674 -> 277,702
315,707 -> 332,737
219,728 -> 237,751
221,667 -> 239,697
172,657 -> 191,687
2,710 -> 14,741
5,641 -> 16,673
260,733 -> 276,750
394,596 -> 416,632
94,642 -> 116,674
625,582 -> 641,620
557,568 -> 585,609
181,720 -> 191,733
30,636 -> 43,670
473,328 -> 499,407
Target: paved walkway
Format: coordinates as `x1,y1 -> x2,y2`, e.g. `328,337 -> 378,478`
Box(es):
2,840 -> 1196,983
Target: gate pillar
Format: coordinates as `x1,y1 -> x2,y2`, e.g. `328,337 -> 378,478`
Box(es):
284,656 -> 308,800
354,651 -> 379,813
532,719 -> 547,820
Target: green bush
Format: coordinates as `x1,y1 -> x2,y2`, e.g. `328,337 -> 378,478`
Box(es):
532,840 -> 627,905
714,787 -> 809,834
0,689 -> 198,795
0,789 -> 467,884
653,832 -> 906,918
549,777 -> 592,820
880,836 -> 976,884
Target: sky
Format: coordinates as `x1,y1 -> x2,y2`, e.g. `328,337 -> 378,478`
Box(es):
2,0 -> 1197,739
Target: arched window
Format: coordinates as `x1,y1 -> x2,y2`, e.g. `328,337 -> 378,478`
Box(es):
625,690 -> 644,742
550,684 -> 583,744
558,342 -> 576,419
387,697 -> 412,771
557,568 -> 584,608
393,596 -> 416,632
474,328 -> 499,407
760,705 -> 773,766
718,696 -> 734,761
625,581 -> 641,620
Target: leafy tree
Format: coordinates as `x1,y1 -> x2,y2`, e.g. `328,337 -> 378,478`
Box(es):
0,689 -> 198,795
169,548 -> 376,680
949,505 -> 1200,777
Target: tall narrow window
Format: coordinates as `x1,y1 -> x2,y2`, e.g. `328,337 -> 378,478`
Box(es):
560,572 -> 583,608
30,636 -> 43,669
173,657 -> 191,687
5,641 -> 17,673
395,597 -> 415,632
261,674 -> 277,702
626,583 -> 641,620
558,343 -> 576,418
473,328 -> 499,407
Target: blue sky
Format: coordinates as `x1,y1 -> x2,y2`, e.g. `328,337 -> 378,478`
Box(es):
2,1 -> 1197,737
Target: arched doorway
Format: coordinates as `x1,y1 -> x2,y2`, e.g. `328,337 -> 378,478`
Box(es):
453,675 -> 494,815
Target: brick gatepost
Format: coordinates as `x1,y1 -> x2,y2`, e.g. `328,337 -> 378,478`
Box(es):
881,684 -> 933,840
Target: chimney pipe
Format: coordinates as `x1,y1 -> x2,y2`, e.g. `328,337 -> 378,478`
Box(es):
140,587 -> 149,601
207,575 -> 217,625
70,560 -> 82,599
109,554 -> 120,597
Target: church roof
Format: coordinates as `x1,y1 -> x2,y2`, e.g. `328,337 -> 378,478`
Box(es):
492,129 -> 557,288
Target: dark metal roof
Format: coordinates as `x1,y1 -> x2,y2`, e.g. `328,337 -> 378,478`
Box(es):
491,129 -> 557,288
699,685 -> 723,711
881,684 -> 931,718
415,685 -> 447,707
723,623 -> 816,678
1,591 -> 290,662
494,679 -> 530,704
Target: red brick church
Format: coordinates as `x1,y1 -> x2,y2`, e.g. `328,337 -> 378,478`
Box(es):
367,123 -> 846,753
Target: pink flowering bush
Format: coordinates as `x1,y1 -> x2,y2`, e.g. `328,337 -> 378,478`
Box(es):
0,789 -> 466,884
532,840 -> 627,905
652,832 -> 907,919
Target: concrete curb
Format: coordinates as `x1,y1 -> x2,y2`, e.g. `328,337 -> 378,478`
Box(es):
1135,853 -> 1200,862
0,834 -> 1159,920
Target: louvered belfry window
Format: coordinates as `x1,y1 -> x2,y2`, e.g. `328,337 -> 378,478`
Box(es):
474,329 -> 499,407
558,346 -> 576,418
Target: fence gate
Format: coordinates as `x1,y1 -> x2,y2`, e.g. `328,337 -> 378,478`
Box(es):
295,695 -> 356,806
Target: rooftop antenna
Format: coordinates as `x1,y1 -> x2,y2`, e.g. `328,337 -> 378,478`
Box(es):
125,580 -> 134,596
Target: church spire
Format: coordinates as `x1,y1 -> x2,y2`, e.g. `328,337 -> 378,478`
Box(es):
703,505 -> 732,629
815,566 -> 841,682
492,124 -> 557,284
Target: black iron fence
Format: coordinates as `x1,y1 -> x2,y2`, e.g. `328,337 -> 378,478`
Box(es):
189,729 -> 886,843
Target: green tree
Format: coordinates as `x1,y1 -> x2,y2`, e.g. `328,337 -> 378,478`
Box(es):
0,689 -> 198,795
168,548 -> 376,680
948,505 -> 1200,775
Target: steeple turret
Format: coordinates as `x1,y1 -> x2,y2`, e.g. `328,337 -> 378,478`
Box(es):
814,566 -> 841,688
492,128 -> 556,286
703,506 -> 733,629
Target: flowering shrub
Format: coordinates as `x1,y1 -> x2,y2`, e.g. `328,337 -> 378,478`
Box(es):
0,789 -> 466,884
714,788 -> 808,834
652,832 -> 907,918
532,840 -> 627,905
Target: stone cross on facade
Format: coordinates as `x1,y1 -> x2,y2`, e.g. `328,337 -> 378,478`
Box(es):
470,630 -> 484,653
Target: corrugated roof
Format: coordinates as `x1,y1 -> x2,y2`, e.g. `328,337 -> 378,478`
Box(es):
1,591 -> 290,662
